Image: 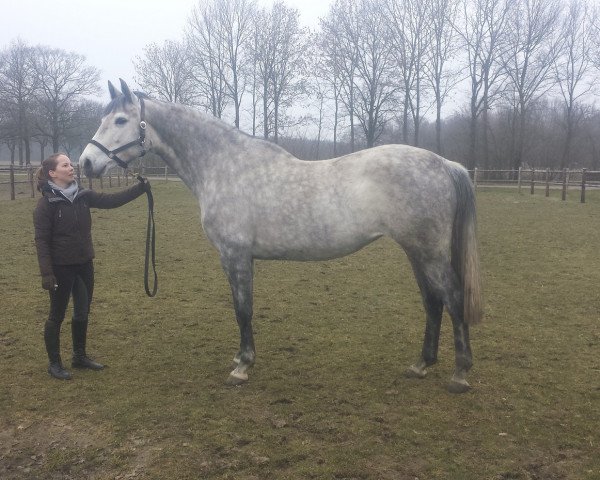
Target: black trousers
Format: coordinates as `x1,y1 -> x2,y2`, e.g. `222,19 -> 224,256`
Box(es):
44,261 -> 94,362
48,260 -> 94,327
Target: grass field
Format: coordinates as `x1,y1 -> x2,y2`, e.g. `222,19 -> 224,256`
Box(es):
1,183 -> 599,479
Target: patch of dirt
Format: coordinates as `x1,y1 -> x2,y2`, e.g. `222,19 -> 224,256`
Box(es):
495,449 -> 591,480
524,449 -> 590,480
0,417 -> 157,479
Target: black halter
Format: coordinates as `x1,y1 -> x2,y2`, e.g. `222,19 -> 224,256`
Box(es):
89,97 -> 147,169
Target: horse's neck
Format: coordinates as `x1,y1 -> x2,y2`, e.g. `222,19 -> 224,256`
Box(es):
145,100 -> 235,190
145,100 -> 298,201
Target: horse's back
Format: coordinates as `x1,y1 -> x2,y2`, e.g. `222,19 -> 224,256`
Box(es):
235,144 -> 457,260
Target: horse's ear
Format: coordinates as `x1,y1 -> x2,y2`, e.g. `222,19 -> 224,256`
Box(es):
119,79 -> 136,104
108,81 -> 121,100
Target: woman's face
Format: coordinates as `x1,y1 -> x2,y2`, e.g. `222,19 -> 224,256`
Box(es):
49,155 -> 75,188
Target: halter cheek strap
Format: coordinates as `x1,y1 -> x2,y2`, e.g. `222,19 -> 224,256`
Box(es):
89,97 -> 147,169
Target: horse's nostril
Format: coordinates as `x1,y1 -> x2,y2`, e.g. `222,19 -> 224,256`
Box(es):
81,157 -> 92,176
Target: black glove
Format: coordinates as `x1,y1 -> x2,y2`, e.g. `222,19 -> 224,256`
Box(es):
42,274 -> 57,291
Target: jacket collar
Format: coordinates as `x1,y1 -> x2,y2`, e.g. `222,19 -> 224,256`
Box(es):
42,183 -> 87,203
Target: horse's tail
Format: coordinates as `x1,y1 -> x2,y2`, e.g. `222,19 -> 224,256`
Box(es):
447,163 -> 483,325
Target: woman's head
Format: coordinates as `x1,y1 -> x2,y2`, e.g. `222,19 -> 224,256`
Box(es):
36,153 -> 74,191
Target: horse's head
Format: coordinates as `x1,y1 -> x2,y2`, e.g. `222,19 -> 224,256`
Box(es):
79,79 -> 148,178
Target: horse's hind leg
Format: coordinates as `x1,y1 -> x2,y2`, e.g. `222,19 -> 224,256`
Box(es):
409,256 -> 473,393
221,254 -> 256,386
435,262 -> 473,393
405,266 -> 443,379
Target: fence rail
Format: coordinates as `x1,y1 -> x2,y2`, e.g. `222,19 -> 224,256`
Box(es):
470,167 -> 600,203
2,164 -> 599,202
0,164 -> 173,201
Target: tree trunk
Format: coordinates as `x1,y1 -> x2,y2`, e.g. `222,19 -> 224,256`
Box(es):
468,113 -> 477,171
560,107 -> 573,169
435,92 -> 442,155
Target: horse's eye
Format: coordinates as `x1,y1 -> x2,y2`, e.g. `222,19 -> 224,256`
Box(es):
115,117 -> 128,125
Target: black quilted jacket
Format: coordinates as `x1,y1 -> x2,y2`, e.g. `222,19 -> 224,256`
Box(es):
33,182 -> 145,279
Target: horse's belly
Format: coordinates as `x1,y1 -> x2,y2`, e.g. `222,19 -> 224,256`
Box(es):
252,229 -> 383,261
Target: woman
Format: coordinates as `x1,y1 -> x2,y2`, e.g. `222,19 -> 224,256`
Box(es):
33,153 -> 149,380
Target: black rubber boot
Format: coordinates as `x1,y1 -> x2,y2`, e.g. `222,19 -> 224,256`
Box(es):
48,361 -> 72,380
71,321 -> 104,370
44,321 -> 72,380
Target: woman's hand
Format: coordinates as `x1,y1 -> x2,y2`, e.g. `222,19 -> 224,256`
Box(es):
138,176 -> 151,192
42,274 -> 58,291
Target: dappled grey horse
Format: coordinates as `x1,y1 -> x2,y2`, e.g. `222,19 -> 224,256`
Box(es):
80,80 -> 483,393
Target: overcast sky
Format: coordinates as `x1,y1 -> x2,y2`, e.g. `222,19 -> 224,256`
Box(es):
1,0 -> 329,102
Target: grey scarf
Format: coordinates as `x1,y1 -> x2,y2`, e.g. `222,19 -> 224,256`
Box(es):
49,180 -> 79,203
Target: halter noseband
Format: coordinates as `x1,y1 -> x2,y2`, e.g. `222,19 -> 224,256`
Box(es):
89,96 -> 148,169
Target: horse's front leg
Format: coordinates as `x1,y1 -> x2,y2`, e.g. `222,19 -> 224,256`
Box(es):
221,254 -> 255,386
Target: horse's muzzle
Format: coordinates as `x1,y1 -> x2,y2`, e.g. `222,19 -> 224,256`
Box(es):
79,157 -> 98,178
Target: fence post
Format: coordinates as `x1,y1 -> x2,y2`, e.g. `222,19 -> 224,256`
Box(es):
29,165 -> 35,198
100,176 -> 104,190
109,172 -> 112,188
518,167 -> 522,194
117,170 -> 121,187
562,169 -> 568,201
9,164 -> 15,200
88,176 -> 93,190
530,168 -> 535,195
165,165 -> 168,183
473,167 -> 478,190
581,168 -> 586,203
545,168 -> 550,197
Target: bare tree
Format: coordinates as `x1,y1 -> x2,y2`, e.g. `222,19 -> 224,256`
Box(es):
316,16 -> 347,156
352,0 -> 399,148
320,0 -> 361,152
214,0 -> 256,128
187,0 -> 229,117
32,46 -> 100,153
385,0 -> 431,146
61,99 -> 104,159
555,0 -> 596,168
253,2 -> 308,143
424,0 -> 462,154
185,0 -> 257,126
500,0 -> 563,170
0,39 -> 38,164
458,0 -> 512,170
305,55 -> 334,159
133,40 -> 197,104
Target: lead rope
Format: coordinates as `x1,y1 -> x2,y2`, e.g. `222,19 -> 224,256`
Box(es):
131,172 -> 158,297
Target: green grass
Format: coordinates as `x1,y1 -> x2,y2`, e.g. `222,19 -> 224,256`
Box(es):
1,183 -> 599,479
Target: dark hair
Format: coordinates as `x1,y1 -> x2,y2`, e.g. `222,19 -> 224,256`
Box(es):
36,153 -> 68,191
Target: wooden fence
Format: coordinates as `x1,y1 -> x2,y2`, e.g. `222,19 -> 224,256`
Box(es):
0,164 -> 172,201
1,164 -> 599,202
470,167 -> 600,203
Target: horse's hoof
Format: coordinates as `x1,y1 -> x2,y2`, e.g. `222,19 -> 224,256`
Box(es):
225,371 -> 248,386
404,365 -> 427,379
446,379 -> 471,394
